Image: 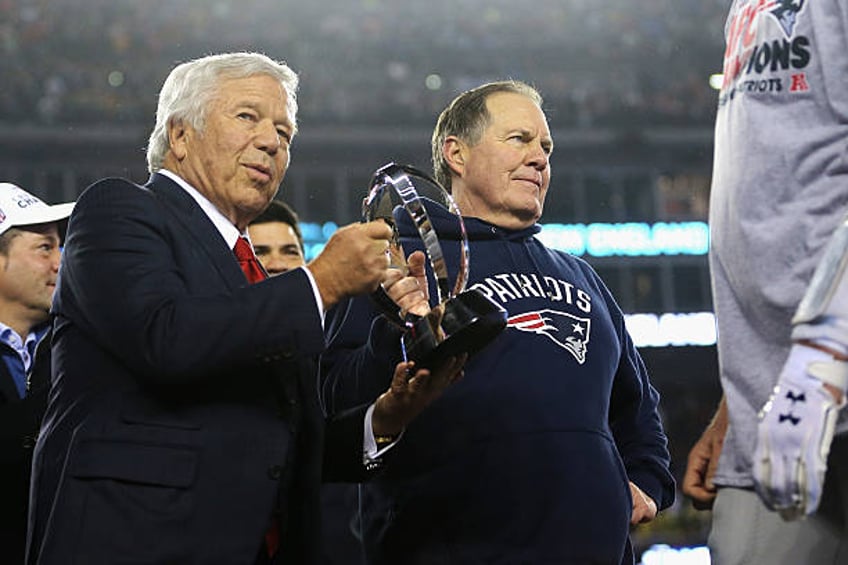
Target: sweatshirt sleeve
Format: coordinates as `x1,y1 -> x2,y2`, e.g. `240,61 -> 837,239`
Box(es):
604,286 -> 677,511
319,296 -> 405,417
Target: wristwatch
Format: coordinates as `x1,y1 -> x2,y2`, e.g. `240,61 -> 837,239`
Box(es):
374,434 -> 397,447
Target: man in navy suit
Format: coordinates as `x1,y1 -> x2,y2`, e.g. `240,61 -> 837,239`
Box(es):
249,202 -> 365,565
27,52 -> 460,565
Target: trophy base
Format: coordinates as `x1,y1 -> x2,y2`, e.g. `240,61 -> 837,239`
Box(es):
403,288 -> 507,370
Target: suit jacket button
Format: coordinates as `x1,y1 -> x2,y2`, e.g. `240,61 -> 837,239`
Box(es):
268,465 -> 283,480
21,435 -> 35,449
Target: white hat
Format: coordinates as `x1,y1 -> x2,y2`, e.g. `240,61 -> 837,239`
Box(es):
0,183 -> 74,236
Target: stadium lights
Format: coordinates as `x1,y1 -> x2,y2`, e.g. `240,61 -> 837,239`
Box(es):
625,313 -> 716,348
538,222 -> 710,257
425,74 -> 443,90
302,221 -> 710,259
640,544 -> 711,565
709,74 -> 724,90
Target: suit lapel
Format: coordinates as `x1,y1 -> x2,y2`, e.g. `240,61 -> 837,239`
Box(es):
26,328 -> 51,397
145,173 -> 247,291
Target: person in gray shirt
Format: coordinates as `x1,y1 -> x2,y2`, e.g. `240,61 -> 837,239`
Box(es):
682,1 -> 848,563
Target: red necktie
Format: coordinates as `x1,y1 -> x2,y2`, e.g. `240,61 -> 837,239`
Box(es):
234,237 -> 267,284
234,236 -> 278,557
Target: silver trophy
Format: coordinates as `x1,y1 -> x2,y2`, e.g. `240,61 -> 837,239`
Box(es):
363,162 -> 507,370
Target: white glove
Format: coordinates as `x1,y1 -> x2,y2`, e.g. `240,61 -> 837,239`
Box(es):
753,343 -> 848,520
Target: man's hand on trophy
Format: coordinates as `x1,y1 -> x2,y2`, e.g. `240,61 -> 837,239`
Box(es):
383,250 -> 430,317
307,221 -> 393,309
371,356 -> 467,439
753,342 -> 848,520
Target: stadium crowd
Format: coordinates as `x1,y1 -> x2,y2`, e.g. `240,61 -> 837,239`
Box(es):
0,0 -> 726,129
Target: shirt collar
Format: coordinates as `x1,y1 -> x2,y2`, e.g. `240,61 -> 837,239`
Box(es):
158,169 -> 248,249
0,321 -> 46,373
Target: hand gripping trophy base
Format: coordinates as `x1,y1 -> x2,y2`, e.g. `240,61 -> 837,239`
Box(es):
403,288 -> 507,371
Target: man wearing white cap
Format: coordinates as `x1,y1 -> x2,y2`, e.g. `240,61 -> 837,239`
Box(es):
0,183 -> 73,564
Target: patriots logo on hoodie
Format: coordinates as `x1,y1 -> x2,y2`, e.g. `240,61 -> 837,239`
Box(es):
769,0 -> 805,38
507,309 -> 591,364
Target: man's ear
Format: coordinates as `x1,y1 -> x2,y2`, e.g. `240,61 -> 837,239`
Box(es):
443,136 -> 466,178
168,119 -> 190,161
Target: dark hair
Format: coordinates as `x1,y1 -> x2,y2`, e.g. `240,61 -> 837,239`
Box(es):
431,80 -> 543,193
249,199 -> 304,252
0,228 -> 20,255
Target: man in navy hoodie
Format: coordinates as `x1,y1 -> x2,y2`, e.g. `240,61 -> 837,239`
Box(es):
322,81 -> 675,564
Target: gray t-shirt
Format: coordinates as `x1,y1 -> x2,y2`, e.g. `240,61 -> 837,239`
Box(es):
710,0 -> 848,488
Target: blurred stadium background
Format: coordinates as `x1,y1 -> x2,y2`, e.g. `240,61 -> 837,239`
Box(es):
1,0 -> 730,562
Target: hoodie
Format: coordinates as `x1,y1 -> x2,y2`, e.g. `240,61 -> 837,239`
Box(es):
323,200 -> 675,565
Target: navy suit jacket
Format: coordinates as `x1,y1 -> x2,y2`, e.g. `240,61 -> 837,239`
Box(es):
28,174 -> 372,565
0,330 -> 50,565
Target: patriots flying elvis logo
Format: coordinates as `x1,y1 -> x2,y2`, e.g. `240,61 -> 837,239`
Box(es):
507,309 -> 591,364
769,0 -> 805,38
